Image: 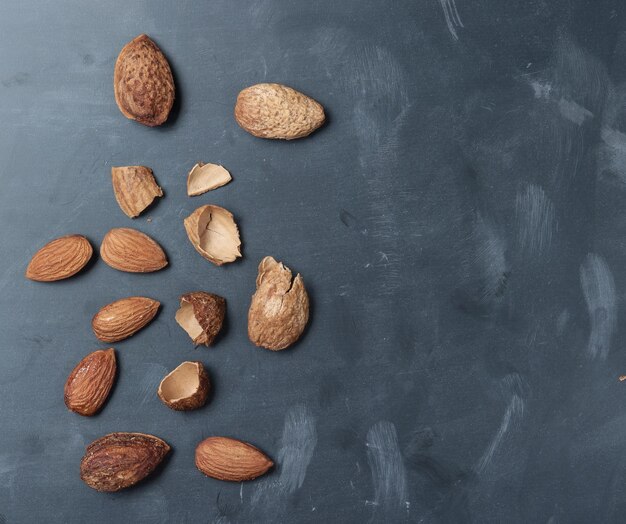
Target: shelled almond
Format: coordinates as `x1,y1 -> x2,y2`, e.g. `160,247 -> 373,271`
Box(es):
80,432 -> 170,491
100,227 -> 168,273
26,235 -> 93,282
64,349 -> 116,416
195,436 -> 273,482
92,296 -> 160,343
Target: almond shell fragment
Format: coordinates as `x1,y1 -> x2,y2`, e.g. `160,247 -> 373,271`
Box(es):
248,256 -> 309,350
157,361 -> 210,411
175,292 -> 225,346
183,205 -> 241,266
111,166 -> 162,218
187,163 -> 231,197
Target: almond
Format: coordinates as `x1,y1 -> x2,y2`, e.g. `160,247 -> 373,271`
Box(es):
92,297 -> 160,343
80,432 -> 170,492
187,163 -> 232,196
184,205 -> 241,266
112,166 -> 163,218
158,361 -> 210,411
25,235 -> 93,282
248,256 -> 309,350
64,349 -> 116,416
175,292 -> 225,346
114,34 -> 174,127
100,227 -> 167,273
195,437 -> 273,482
234,83 -> 325,140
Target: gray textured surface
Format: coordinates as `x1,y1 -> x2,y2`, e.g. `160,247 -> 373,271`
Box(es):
1,0 -> 626,522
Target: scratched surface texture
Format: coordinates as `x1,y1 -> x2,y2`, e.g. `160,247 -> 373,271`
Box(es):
0,0 -> 625,523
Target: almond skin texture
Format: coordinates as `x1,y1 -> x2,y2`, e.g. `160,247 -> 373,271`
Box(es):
114,34 -> 174,127
195,437 -> 273,482
184,205 -> 241,266
175,292 -> 225,346
235,83 -> 325,140
64,349 -> 116,416
100,228 -> 167,273
157,361 -> 210,411
248,256 -> 309,350
92,297 -> 160,343
80,432 -> 170,492
26,235 -> 93,282
111,166 -> 163,218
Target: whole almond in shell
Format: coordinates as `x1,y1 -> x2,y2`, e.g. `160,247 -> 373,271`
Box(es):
175,292 -> 225,346
158,361 -> 210,411
26,235 -> 93,282
112,166 -> 162,218
92,296 -> 160,343
235,83 -> 325,140
195,436 -> 273,482
248,256 -> 309,350
184,205 -> 241,266
64,348 -> 116,416
80,432 -> 170,492
100,227 -> 167,273
114,34 -> 174,127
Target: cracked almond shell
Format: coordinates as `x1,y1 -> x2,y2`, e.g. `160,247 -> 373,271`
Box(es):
183,205 -> 241,266
195,436 -> 273,482
112,166 -> 163,218
187,163 -> 231,196
234,83 -> 325,140
64,349 -> 116,416
157,361 -> 210,411
92,296 -> 160,343
248,256 -> 309,350
100,227 -> 167,273
80,432 -> 170,492
114,34 -> 174,127
175,292 -> 225,346
25,235 -> 93,282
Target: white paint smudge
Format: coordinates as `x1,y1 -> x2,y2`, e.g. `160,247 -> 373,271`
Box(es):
137,363 -> 168,406
249,406 -> 317,518
438,0 -> 464,40
474,213 -> 507,300
558,98 -> 593,125
366,421 -> 407,508
277,405 -> 318,493
580,254 -> 617,360
599,127 -> 626,183
530,80 -> 552,100
476,375 -> 525,475
556,309 -> 570,336
515,184 -> 556,256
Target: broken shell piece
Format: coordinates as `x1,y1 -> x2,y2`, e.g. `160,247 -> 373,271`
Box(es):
157,361 -> 210,411
183,205 -> 241,266
175,292 -> 225,346
248,256 -> 309,350
187,163 -> 232,197
111,166 -> 163,218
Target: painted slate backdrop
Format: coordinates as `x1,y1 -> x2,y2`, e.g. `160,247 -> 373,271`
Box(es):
1,0 -> 625,522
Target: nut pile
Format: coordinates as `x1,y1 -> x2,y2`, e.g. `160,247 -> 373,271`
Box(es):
25,33 -> 323,492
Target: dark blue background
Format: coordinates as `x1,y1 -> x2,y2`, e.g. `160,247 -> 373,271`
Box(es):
1,1 -> 625,522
